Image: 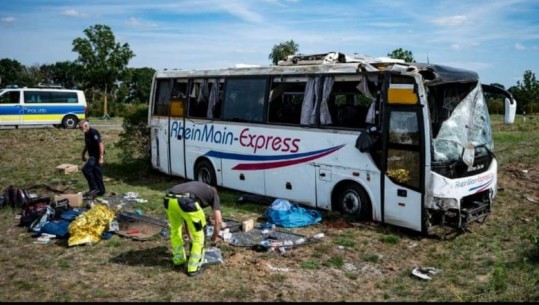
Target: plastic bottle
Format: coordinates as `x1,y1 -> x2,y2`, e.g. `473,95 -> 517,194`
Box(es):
206,225 -> 214,237
271,224 -> 276,233
295,237 -> 306,245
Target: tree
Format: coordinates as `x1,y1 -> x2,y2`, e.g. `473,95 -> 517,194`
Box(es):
0,58 -> 24,87
268,40 -> 299,65
125,67 -> 155,104
387,48 -> 415,63
42,61 -> 81,89
510,70 -> 539,114
72,24 -> 135,117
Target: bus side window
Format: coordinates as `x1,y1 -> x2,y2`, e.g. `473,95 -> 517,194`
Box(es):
222,78 -> 267,123
268,82 -> 304,125
170,80 -> 188,117
208,79 -> 222,119
154,79 -> 172,116
188,80 -> 209,118
330,81 -> 372,129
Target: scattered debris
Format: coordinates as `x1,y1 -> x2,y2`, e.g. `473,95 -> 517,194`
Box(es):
242,219 -> 254,232
412,266 -> 442,280
117,211 -> 168,228
407,242 -> 418,249
56,164 -> 79,174
115,211 -> 168,241
115,222 -> 162,241
203,247 -> 224,266
266,262 -> 289,272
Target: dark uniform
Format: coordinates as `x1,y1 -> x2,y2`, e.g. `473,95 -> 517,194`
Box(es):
82,127 -> 105,196
164,181 -> 221,276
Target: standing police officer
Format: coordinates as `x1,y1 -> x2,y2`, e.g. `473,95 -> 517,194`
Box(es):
78,119 -> 106,197
164,181 -> 223,276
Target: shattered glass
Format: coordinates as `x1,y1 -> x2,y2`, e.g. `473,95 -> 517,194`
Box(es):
432,83 -> 493,162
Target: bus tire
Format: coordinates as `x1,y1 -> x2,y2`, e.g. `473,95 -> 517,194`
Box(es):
336,182 -> 371,221
194,159 -> 217,186
62,115 -> 79,129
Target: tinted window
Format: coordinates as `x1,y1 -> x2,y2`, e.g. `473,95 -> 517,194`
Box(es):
222,78 -> 267,123
0,91 -> 20,104
154,79 -> 172,115
24,91 -> 78,104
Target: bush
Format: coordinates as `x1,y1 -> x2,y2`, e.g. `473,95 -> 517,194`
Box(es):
115,105 -> 150,163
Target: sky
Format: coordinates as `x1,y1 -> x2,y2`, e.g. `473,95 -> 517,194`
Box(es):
0,0 -> 538,89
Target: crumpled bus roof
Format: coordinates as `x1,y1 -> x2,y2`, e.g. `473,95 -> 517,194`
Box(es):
155,51 -> 480,85
279,52 -> 479,85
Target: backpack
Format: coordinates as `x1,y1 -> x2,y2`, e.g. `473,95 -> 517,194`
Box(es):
19,201 -> 50,228
2,185 -> 31,209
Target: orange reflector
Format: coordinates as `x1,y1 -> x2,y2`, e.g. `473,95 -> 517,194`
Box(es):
388,84 -> 417,104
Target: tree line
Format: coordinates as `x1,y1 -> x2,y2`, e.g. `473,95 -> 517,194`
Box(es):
1,25 -> 538,116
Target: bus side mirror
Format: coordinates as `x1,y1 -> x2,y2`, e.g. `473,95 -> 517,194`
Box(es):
504,97 -> 516,124
355,132 -> 372,152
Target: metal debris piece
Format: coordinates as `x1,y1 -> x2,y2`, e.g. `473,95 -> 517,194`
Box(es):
117,211 -> 169,228
412,266 -> 442,280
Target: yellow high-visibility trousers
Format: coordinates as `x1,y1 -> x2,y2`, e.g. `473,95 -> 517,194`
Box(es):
164,194 -> 207,275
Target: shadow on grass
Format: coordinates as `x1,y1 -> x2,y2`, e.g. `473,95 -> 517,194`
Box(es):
110,245 -> 170,267
104,159 -> 179,191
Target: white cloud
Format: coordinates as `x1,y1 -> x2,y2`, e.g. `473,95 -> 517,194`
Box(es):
216,1 -> 265,23
1,16 -> 16,23
514,43 -> 527,50
449,40 -> 480,51
432,15 -> 467,26
126,17 -> 157,28
60,9 -> 85,17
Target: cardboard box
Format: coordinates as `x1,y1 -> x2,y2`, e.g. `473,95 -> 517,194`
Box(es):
56,163 -> 79,174
242,219 -> 254,232
54,193 -> 83,208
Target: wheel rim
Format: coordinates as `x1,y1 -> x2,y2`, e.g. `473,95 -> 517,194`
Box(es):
64,117 -> 76,128
342,190 -> 361,214
198,167 -> 212,184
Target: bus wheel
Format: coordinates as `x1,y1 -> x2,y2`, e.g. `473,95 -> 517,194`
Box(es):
194,159 -> 217,186
336,183 -> 371,221
62,115 -> 78,129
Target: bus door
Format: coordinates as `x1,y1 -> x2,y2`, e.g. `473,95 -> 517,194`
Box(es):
169,80 -> 189,177
150,79 -> 174,175
381,78 -> 424,232
0,90 -> 22,126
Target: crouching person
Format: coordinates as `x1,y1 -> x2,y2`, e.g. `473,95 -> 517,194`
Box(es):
164,181 -> 222,277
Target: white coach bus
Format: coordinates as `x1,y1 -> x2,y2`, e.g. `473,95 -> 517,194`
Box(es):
148,52 -> 516,234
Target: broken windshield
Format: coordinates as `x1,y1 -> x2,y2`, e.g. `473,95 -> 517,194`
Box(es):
432,82 -> 493,162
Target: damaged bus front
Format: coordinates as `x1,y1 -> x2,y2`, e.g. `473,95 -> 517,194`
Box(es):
422,65 -> 516,232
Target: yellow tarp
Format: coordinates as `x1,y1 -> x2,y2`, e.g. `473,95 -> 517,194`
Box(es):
68,204 -> 116,247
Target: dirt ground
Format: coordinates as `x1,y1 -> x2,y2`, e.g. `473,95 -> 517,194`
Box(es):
1,168 -> 538,302
500,162 -> 539,204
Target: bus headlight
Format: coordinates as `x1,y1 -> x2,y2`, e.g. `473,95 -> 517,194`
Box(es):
433,197 -> 459,210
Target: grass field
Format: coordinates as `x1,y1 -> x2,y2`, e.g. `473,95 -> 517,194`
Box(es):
0,115 -> 538,302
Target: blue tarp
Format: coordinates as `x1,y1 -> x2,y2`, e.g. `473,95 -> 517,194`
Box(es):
264,199 -> 322,228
